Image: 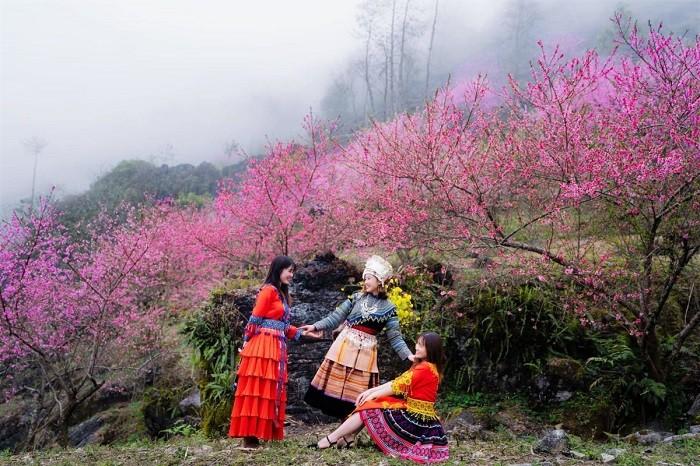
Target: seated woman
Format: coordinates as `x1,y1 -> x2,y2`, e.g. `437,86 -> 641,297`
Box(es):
314,332 -> 449,464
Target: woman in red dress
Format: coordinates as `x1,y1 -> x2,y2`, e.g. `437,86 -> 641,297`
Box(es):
314,332 -> 449,464
228,255 -> 303,449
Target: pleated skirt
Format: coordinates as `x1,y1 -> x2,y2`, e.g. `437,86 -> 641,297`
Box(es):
228,328 -> 287,440
305,326 -> 379,419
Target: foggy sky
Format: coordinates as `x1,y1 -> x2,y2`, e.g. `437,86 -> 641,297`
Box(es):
1,0 -> 362,214
1,0 -> 697,217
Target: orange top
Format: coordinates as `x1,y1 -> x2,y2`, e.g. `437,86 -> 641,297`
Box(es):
355,362 -> 441,420
391,361 -> 440,402
244,285 -> 300,342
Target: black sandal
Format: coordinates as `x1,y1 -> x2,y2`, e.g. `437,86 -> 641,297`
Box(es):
337,436 -> 354,449
308,435 -> 337,450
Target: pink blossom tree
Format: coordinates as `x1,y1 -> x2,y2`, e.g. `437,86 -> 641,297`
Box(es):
0,200 -> 176,447
344,16 -> 699,381
214,115 -> 354,269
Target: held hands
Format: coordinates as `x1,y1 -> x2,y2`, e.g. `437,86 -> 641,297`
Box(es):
408,353 -> 416,362
355,387 -> 379,407
299,324 -> 324,340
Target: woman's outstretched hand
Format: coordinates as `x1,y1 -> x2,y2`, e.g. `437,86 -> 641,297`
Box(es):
299,324 -> 315,333
356,388 -> 378,406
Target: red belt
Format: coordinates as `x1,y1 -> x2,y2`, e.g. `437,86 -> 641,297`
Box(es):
350,324 -> 378,335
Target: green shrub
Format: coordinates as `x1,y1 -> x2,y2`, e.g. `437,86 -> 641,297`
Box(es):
141,387 -> 187,439
182,283 -> 247,437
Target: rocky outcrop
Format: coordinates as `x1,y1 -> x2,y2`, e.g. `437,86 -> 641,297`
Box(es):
0,409 -> 29,451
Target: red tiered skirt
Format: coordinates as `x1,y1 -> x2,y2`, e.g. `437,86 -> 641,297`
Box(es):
228,328 -> 287,440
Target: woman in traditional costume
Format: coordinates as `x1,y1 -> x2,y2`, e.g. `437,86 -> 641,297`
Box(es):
300,255 -> 414,419
228,255 -> 304,449
314,332 -> 449,463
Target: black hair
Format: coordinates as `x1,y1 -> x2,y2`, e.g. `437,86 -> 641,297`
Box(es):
263,255 -> 296,304
415,332 -> 446,377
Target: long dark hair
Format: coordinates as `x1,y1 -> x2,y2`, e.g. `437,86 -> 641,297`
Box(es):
263,255 -> 295,304
415,332 -> 446,378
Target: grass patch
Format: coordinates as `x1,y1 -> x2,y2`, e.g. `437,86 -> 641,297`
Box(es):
1,429 -> 699,465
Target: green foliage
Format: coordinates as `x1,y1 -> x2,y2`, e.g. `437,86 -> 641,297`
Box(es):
440,391 -> 495,408
182,283 -> 246,437
176,192 -> 212,208
531,332 -> 690,436
393,265 -> 696,434
391,263 -> 455,340
161,420 -> 197,437
199,398 -> 233,438
466,284 -> 576,361
57,158 -> 250,234
444,282 -> 584,391
583,333 -> 670,428
141,387 -> 187,439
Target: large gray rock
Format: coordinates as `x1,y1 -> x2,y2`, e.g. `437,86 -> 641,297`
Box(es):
623,430 -> 666,445
444,411 -> 487,441
179,389 -> 201,415
663,432 -> 700,442
688,394 -> 700,418
601,448 -> 626,463
533,429 -> 569,454
68,415 -> 104,447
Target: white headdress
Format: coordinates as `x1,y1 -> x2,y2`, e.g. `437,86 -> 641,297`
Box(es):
362,255 -> 393,286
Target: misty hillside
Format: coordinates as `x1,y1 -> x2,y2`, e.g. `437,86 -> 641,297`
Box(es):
56,158 -> 251,229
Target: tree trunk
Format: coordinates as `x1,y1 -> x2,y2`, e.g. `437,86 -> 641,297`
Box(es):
364,22 -> 376,117
398,0 -> 411,110
383,44 -> 389,119
30,152 -> 39,210
21,389 -> 45,451
669,286 -> 700,365
389,0 -> 397,116
425,0 -> 439,98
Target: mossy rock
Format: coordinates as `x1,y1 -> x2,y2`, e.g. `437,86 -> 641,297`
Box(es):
200,399 -> 232,438
141,387 -> 187,439
546,356 -> 585,383
556,393 -> 616,438
69,402 -> 148,446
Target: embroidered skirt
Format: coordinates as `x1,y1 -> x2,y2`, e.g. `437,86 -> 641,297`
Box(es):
305,326 -> 379,418
359,407 -> 449,464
